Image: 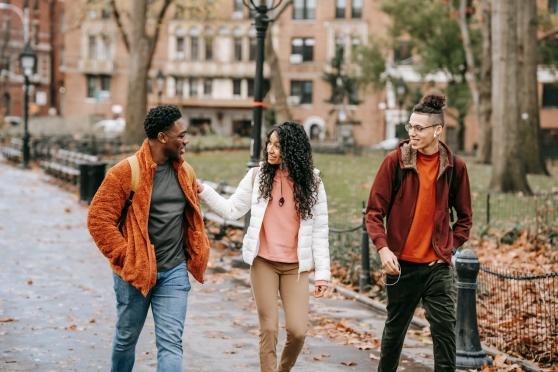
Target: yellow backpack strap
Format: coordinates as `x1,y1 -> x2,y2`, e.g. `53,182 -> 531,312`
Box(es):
128,155 -> 140,192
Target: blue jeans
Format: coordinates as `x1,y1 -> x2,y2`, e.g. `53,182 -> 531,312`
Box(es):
111,263 -> 191,372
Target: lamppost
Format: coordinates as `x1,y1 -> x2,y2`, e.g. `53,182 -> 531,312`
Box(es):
156,69 -> 165,106
19,43 -> 36,169
242,0 -> 283,168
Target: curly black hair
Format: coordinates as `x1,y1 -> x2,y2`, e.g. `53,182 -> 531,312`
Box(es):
258,122 -> 320,220
144,105 -> 182,139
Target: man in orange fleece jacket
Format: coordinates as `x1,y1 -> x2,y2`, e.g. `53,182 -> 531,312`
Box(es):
87,105 -> 210,372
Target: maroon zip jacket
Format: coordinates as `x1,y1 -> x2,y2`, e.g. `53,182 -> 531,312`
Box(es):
365,140 -> 472,263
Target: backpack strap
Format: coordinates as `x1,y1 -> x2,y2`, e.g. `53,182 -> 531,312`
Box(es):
118,155 -> 140,233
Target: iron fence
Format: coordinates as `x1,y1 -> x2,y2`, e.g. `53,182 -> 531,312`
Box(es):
477,266 -> 558,364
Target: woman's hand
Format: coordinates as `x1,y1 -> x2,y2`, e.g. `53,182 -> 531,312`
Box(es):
314,280 -> 329,298
196,180 -> 204,194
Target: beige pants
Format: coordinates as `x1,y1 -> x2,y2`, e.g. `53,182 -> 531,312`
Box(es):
250,256 -> 309,372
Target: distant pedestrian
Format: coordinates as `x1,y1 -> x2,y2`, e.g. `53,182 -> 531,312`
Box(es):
366,93 -> 472,372
87,105 -> 210,372
196,122 -> 330,372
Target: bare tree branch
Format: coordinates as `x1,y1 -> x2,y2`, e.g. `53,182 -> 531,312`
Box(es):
110,0 -> 130,53
146,0 -> 172,71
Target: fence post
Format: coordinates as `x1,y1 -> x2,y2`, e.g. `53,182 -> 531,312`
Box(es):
455,249 -> 492,369
359,201 -> 371,292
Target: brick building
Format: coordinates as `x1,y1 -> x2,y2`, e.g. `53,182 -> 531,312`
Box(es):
0,0 -> 64,123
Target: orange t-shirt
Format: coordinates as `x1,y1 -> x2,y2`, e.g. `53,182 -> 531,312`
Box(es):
400,151 -> 440,263
258,169 -> 300,263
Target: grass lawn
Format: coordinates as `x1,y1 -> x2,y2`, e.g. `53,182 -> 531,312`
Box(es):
185,149 -> 558,230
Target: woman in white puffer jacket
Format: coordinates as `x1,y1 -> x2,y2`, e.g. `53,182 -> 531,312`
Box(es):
196,122 -> 330,372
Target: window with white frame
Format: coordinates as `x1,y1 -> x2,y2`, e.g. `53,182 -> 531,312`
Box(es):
293,0 -> 316,20
205,37 -> 213,61
189,78 -> 198,97
176,36 -> 185,60
233,37 -> 243,61
291,38 -> 314,62
352,0 -> 363,18
191,36 -> 200,61
290,80 -> 313,104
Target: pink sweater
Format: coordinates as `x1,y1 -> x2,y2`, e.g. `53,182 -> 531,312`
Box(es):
258,169 -> 300,263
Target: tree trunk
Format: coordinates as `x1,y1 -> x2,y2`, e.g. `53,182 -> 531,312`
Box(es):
265,28 -> 292,124
265,0 -> 293,124
490,0 -> 532,194
123,0 -> 150,144
476,0 -> 492,164
517,0 -> 549,175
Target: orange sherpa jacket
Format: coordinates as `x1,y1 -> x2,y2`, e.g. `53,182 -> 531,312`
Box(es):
87,140 -> 210,296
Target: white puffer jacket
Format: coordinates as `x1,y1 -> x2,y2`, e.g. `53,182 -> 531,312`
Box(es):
199,167 -> 331,281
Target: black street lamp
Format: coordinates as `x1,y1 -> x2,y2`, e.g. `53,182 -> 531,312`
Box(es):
19,42 -> 36,169
243,0 -> 282,168
156,69 -> 165,106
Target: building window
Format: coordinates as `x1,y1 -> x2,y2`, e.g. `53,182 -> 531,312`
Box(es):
203,78 -> 213,96
100,75 -> 111,92
233,37 -> 243,61
335,0 -> 346,18
99,35 -> 111,60
190,36 -> 199,61
549,0 -> 558,14
205,37 -> 213,61
189,78 -> 198,97
394,40 -> 413,64
293,0 -> 316,20
86,74 -> 111,98
176,37 -> 185,60
352,0 -> 363,18
290,80 -> 313,104
543,84 -> 558,107
291,38 -> 314,62
86,75 -> 96,98
249,37 -> 257,61
88,35 -> 96,60
175,77 -> 185,97
247,78 -> 254,97
232,78 -> 242,96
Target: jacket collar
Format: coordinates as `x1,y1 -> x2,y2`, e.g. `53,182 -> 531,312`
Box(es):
399,139 -> 453,179
137,139 -> 184,172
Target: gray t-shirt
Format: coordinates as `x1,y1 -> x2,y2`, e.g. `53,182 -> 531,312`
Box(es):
148,162 -> 187,272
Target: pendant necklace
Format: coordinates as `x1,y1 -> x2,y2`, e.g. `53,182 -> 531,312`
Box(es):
278,175 -> 285,207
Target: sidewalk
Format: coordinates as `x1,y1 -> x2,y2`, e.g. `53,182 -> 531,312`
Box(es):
0,161 -> 434,371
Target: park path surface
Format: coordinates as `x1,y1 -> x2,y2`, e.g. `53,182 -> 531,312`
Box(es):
0,160 -> 434,371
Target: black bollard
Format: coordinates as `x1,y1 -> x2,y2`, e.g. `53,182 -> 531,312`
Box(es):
455,249 -> 492,369
359,201 -> 371,292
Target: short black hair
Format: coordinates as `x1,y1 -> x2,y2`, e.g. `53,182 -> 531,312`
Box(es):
144,105 -> 182,139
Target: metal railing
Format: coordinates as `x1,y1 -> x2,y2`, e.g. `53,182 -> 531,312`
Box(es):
477,266 -> 558,364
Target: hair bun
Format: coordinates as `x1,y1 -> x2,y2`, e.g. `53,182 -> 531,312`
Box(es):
421,94 -> 446,111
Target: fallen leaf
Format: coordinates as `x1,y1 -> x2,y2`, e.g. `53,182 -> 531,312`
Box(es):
0,317 -> 15,323
341,361 -> 357,366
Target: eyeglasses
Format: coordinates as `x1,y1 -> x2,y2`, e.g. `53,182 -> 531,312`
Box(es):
404,123 -> 441,133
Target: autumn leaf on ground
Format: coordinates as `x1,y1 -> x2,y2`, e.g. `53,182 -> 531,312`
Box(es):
0,317 -> 15,323
340,361 -> 357,366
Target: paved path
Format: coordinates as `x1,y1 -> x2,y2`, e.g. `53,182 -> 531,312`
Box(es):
0,161 -> 434,371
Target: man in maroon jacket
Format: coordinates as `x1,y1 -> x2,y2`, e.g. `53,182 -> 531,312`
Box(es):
366,93 -> 472,372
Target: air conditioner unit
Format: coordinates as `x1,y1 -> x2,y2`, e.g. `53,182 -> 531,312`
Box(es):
289,54 -> 303,64
287,95 -> 300,105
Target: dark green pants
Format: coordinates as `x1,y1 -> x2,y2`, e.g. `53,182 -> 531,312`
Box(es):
379,261 -> 456,372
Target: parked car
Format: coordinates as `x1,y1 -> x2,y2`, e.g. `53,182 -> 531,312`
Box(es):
370,137 -> 400,151
93,118 -> 125,138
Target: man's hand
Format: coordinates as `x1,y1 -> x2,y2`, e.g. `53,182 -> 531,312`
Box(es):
378,247 -> 400,275
196,180 -> 204,193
